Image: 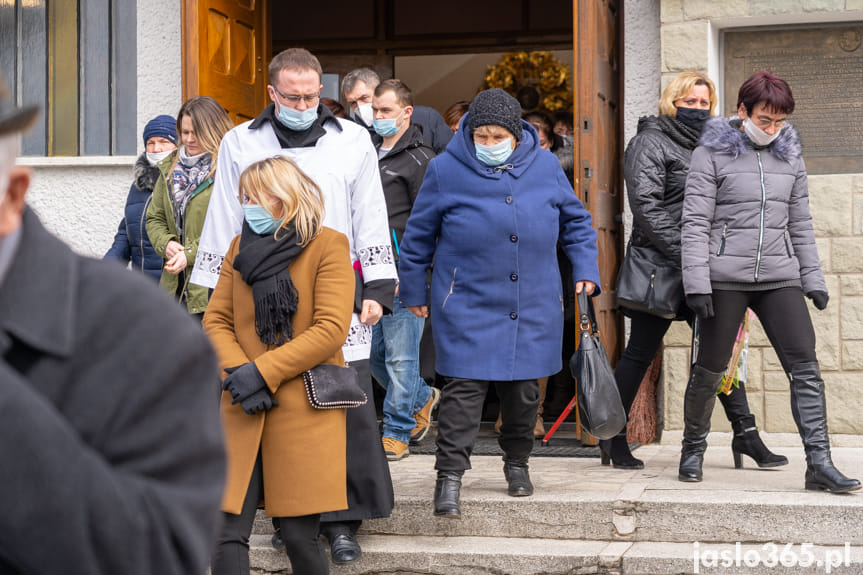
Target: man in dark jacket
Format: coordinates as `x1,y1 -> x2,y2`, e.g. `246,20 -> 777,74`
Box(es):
105,114 -> 177,281
368,79 -> 439,462
342,67 -> 453,154
0,80 -> 226,575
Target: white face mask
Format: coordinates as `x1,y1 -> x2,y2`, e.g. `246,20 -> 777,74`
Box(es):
352,102 -> 374,127
146,149 -> 173,166
743,118 -> 782,147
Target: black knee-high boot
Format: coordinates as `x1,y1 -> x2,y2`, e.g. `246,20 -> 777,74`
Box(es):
790,362 -> 861,493
679,365 -> 725,482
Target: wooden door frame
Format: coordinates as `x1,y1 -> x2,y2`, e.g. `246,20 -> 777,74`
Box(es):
181,0 -> 271,104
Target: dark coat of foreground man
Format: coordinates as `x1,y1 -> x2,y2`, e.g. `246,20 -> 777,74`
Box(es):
0,209 -> 226,574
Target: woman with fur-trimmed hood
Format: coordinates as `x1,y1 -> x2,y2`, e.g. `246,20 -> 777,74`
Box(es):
105,115 -> 177,281
679,71 -> 860,493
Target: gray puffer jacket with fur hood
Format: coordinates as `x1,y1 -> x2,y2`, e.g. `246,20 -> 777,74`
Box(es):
681,116 -> 826,296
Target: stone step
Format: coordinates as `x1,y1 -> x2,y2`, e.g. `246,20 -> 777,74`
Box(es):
254,445 -> 863,546
250,534 -> 863,575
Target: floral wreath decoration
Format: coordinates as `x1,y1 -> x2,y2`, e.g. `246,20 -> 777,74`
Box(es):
482,51 -> 573,113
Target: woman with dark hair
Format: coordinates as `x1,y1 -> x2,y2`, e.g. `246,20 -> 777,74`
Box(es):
443,101 -> 470,133
611,71 -> 785,471
680,71 -> 859,492
146,96 -> 233,319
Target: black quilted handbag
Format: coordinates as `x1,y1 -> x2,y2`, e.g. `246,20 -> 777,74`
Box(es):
302,364 -> 368,409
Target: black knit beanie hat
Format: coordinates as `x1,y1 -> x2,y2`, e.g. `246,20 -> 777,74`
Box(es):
468,88 -> 523,142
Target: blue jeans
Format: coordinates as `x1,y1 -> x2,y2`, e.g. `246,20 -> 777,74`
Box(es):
370,295 -> 433,444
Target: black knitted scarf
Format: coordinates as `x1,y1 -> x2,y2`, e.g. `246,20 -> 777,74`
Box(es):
233,221 -> 306,345
657,114 -> 701,151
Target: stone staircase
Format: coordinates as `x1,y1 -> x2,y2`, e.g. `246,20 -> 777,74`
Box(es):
249,438 -> 863,574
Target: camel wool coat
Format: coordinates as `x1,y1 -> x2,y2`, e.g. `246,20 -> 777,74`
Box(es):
203,227 -> 354,517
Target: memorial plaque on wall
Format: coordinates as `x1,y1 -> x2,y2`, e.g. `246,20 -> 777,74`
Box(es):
724,25 -> 863,174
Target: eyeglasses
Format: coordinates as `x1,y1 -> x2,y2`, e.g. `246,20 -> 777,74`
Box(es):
272,86 -> 320,106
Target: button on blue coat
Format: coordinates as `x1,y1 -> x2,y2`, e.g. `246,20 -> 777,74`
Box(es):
398,118 -> 601,381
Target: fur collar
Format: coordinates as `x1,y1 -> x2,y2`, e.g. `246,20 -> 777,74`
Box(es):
698,116 -> 801,163
134,153 -> 163,192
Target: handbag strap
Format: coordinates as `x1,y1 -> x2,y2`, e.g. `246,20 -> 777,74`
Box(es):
577,291 -> 599,336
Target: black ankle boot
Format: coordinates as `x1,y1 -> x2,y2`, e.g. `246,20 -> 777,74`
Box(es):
731,414 -> 788,469
790,362 -> 861,494
679,365 -> 724,482
599,434 -> 644,469
503,460 -> 534,497
434,470 -> 463,518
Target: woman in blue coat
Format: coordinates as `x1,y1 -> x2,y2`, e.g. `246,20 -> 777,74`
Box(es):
399,89 -> 600,518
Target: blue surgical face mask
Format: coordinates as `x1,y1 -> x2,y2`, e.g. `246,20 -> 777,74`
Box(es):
475,138 -> 514,166
276,102 -> 318,131
243,204 -> 283,235
372,110 -> 404,137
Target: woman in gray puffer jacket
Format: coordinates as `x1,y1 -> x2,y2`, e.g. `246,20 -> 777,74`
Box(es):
612,71 -> 785,471
680,71 -> 859,493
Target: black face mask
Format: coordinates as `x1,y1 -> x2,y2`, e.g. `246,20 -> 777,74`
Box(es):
675,106 -> 710,133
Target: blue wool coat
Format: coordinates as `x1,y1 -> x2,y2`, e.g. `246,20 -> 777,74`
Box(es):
398,118 -> 600,381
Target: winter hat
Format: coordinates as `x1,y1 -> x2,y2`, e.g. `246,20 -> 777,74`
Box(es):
143,114 -> 178,146
467,88 -> 523,142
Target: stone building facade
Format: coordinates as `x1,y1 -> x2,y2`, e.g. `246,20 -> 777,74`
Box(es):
648,0 -> 863,435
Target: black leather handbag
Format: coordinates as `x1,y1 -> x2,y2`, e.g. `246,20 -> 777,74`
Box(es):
302,364 -> 368,409
570,292 -> 626,440
615,243 -> 684,319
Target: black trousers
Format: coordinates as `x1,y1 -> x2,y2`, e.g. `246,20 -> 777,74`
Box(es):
694,287 -> 816,372
615,307 -> 753,425
435,377 -> 540,471
211,454 -> 328,575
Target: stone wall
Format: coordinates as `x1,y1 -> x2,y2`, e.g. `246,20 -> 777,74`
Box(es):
657,0 -> 863,433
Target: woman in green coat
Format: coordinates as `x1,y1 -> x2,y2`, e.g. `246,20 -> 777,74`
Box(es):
147,96 -> 233,318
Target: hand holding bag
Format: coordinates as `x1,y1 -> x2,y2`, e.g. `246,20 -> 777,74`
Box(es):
569,292 -> 626,440
302,363 -> 368,409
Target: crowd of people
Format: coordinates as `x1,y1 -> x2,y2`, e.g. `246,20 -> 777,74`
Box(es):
1,45 -> 858,575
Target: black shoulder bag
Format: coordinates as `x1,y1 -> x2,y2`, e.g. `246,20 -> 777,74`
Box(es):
569,292 -> 626,440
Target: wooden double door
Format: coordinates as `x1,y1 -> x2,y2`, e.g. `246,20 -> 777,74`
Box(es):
182,0 -> 623,362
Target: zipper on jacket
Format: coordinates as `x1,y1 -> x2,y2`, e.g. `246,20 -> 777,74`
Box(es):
442,267 -> 457,309
648,271 -> 656,308
141,195 -> 153,273
784,227 -> 792,257
754,152 -> 767,282
716,223 -> 728,256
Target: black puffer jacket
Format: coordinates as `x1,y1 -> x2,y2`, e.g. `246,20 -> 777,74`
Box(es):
622,115 -> 700,268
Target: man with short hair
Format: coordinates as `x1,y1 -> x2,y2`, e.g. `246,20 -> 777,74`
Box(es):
342,67 -> 453,155
192,47 -> 396,565
0,78 -> 225,575
369,79 -> 440,461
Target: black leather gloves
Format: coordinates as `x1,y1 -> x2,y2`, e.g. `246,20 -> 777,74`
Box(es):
223,363 -> 277,414
807,290 -> 829,311
686,293 -> 714,319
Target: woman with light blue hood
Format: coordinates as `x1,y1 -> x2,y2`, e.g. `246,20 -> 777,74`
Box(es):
398,88 -> 601,518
